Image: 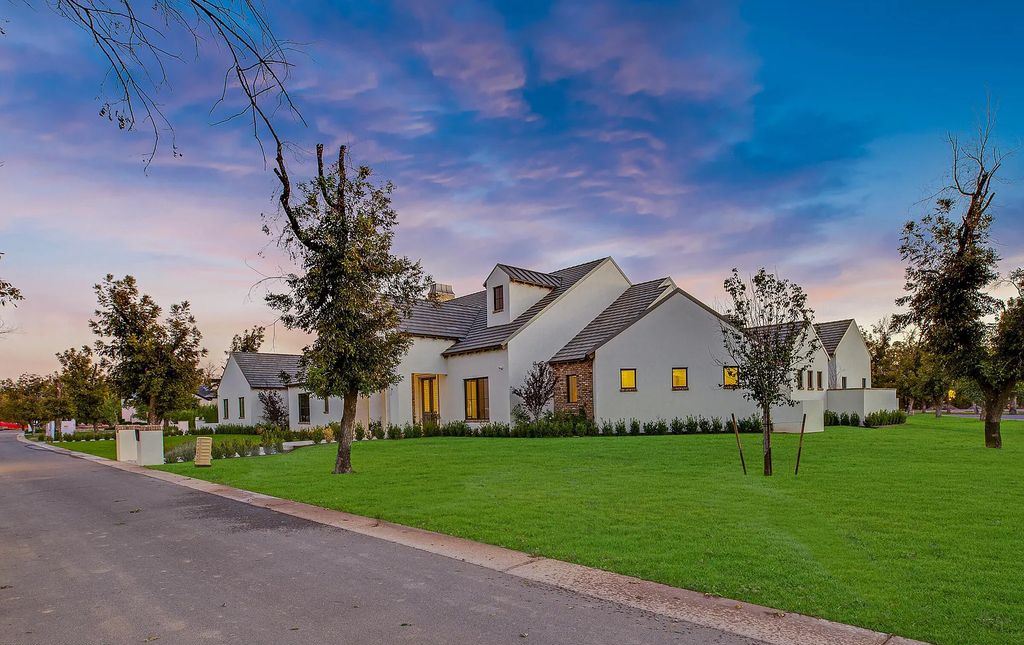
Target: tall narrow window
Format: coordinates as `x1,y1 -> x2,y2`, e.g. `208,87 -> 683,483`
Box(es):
324,397 -> 330,414
222,398 -> 229,420
671,368 -> 688,390
298,393 -> 311,424
816,371 -> 823,390
567,374 -> 579,403
806,371 -> 814,390
464,377 -> 489,421
493,285 -> 504,312
238,397 -> 245,419
842,376 -> 848,389
723,366 -> 739,389
619,368 -> 637,392
796,370 -> 804,390
862,377 -> 868,388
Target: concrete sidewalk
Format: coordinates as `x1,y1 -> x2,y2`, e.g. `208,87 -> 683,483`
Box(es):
11,433 -> 927,645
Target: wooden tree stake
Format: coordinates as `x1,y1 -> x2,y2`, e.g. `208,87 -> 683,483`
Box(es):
794,413 -> 807,476
731,414 -> 747,475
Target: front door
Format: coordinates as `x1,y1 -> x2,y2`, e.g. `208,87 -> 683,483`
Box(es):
420,376 -> 439,425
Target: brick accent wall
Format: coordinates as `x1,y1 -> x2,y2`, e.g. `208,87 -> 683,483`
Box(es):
551,359 -> 594,419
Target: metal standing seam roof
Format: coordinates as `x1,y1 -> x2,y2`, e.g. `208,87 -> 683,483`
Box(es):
493,264 -> 562,288
231,352 -> 304,389
549,279 -> 671,363
814,319 -> 855,356
442,258 -> 609,357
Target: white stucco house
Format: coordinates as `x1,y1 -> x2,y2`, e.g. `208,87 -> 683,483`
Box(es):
217,352 -> 302,426
225,256 -> 897,431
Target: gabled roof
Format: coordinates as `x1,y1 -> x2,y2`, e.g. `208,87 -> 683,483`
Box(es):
399,291 -> 486,340
443,258 -> 608,357
195,385 -> 217,400
550,279 -> 671,363
814,319 -> 855,356
493,264 -> 561,288
231,352 -> 303,389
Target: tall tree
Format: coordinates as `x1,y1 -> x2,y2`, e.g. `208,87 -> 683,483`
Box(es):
90,275 -> 207,425
14,1 -> 299,166
229,325 -> 266,353
55,346 -> 113,430
267,144 -> 431,474
895,113 -> 1024,447
720,268 -> 816,476
512,361 -> 556,422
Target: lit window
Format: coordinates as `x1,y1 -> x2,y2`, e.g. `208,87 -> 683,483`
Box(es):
671,368 -> 688,390
222,398 -> 229,420
238,397 -> 245,419
567,374 -> 579,403
723,366 -> 739,389
298,393 -> 311,424
619,369 -> 637,392
493,285 -> 504,313
465,377 -> 489,421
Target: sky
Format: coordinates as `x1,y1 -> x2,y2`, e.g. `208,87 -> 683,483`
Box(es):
1,0 -> 1023,378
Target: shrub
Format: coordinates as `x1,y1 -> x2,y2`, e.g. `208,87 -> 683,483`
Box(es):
864,410 -> 907,427
310,428 -> 325,444
849,412 -> 860,427
354,422 -> 366,441
824,410 -> 840,426
839,412 -> 851,426
629,418 -> 641,435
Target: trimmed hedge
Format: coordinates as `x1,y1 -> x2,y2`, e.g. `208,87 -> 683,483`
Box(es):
863,410 -> 907,427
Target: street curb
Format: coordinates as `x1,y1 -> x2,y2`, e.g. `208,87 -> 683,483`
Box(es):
17,434 -> 929,645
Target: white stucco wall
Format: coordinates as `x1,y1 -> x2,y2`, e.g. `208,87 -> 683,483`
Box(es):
592,292 -> 757,423
385,337 -> 456,426
826,388 -> 899,420
831,324 -> 872,389
285,386 -> 369,430
444,349 -> 510,424
216,356 -> 261,426
507,259 -> 630,415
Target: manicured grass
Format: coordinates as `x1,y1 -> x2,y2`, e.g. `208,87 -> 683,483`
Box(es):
154,415 -> 1023,645
56,434 -> 251,461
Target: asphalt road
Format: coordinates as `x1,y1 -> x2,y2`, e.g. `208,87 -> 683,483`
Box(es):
0,433 -> 758,645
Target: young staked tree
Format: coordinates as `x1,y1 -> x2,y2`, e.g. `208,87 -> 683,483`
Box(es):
512,361 -> 557,422
258,390 -> 289,431
896,113 -> 1024,447
267,144 -> 431,474
90,275 -> 207,426
55,346 -> 112,430
229,325 -> 266,353
720,268 -> 816,476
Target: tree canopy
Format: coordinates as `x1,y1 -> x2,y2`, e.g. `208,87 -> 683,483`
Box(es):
229,325 -> 266,353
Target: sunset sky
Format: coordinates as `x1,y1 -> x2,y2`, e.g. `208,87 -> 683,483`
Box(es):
1,1 -> 1022,378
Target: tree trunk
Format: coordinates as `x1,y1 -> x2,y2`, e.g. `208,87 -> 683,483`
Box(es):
761,408 -> 773,476
983,393 -> 1006,449
147,394 -> 157,426
333,388 -> 359,474
934,400 -> 942,418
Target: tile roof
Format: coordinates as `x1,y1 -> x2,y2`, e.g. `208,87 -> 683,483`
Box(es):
399,290 -> 486,339
550,279 -> 670,363
231,352 -> 303,389
493,264 -> 562,288
442,258 -> 608,357
814,319 -> 855,356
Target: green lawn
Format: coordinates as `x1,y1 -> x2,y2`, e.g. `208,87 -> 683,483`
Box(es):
154,415 -> 1022,645
56,434 -> 251,461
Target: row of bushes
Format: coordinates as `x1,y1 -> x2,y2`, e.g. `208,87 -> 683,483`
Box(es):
342,413 -> 765,441
164,437 -> 287,462
824,411 -> 861,427
864,409 -> 908,427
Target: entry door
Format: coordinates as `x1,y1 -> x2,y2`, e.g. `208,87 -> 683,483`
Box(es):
420,377 -> 439,425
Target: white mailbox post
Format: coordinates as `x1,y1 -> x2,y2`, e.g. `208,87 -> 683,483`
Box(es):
116,428 -> 138,462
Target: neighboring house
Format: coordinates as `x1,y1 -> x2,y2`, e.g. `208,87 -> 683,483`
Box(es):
228,257 -> 897,432
218,352 -> 302,426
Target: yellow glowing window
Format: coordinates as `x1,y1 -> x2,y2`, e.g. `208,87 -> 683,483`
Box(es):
723,366 -> 739,389
619,368 -> 637,391
464,377 -> 489,421
567,374 -> 579,403
671,368 -> 688,390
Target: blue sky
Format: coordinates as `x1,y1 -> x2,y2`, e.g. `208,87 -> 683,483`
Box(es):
1,0 -> 1022,377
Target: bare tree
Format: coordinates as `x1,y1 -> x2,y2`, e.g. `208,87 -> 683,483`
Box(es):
512,361 -> 556,422
19,1 -> 301,166
720,268 -> 817,476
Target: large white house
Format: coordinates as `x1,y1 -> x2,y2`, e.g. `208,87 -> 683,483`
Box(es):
222,257 -> 897,431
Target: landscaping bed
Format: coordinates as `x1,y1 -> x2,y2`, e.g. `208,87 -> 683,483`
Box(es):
155,415 -> 1023,645
55,434 -> 256,461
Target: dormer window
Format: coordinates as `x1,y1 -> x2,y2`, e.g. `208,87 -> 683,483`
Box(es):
493,285 -> 504,312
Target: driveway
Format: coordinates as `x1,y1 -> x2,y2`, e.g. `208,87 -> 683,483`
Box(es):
0,432 -> 758,645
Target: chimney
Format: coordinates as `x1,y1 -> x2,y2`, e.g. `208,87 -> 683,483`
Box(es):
429,283 -> 455,302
